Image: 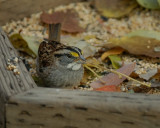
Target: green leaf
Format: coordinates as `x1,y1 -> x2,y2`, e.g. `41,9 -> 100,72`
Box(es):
93,0 -> 138,18
158,0 -> 160,5
108,55 -> 122,69
137,0 -> 160,9
10,34 -> 41,58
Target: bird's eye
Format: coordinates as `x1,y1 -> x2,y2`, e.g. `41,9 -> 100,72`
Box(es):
66,54 -> 72,58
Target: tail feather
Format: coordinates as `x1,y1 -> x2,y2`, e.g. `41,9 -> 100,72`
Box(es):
48,23 -> 61,42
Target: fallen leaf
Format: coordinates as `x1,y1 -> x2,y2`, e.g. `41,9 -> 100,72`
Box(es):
139,68 -> 158,80
61,35 -> 96,58
74,41 -> 96,58
150,81 -> 160,87
90,63 -> 135,88
86,57 -> 101,66
133,85 -> 150,93
10,34 -> 37,58
61,35 -> 82,44
101,47 -> 124,61
105,30 -> 160,58
108,55 -> 122,69
40,10 -> 84,33
126,80 -> 141,88
158,0 -> 160,5
150,69 -> 160,87
137,0 -> 160,9
81,70 -> 90,84
93,0 -> 137,18
22,35 -> 42,55
94,85 -> 121,92
81,57 -> 100,83
84,35 -> 96,40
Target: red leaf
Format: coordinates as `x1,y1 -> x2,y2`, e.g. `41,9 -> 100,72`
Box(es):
95,85 -> 121,92
40,10 -> 84,33
90,63 -> 135,88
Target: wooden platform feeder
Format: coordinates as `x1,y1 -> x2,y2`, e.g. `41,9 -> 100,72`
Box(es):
0,1 -> 160,128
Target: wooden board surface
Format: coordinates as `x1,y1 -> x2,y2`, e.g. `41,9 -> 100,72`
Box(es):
0,28 -> 37,128
7,87 -> 160,128
0,0 -> 84,25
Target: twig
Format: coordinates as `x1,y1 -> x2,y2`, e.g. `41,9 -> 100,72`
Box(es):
108,68 -> 151,87
85,62 -> 151,87
84,64 -> 106,84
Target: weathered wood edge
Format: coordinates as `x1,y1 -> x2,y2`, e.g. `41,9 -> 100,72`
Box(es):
0,28 -> 37,128
6,87 -> 160,128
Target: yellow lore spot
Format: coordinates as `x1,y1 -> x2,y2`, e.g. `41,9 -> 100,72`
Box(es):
70,52 -> 79,57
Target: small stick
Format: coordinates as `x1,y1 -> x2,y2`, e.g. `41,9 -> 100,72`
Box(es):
84,65 -> 106,84
108,69 -> 151,87
85,62 -> 151,87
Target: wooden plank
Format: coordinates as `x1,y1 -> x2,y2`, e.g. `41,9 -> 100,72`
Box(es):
6,87 -> 160,128
0,28 -> 37,128
0,0 -> 84,25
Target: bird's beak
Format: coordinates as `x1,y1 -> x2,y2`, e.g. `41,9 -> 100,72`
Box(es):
74,54 -> 86,64
79,54 -> 86,61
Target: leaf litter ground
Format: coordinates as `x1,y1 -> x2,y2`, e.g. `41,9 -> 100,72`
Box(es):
3,2 -> 160,94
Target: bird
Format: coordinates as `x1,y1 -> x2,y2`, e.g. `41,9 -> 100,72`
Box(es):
36,23 -> 85,88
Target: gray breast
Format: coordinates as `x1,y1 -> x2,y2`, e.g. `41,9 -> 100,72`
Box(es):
40,66 -> 84,88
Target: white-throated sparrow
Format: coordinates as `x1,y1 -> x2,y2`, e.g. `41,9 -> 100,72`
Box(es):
37,23 -> 85,87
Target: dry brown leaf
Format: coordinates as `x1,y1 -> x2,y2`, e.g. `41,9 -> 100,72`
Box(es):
81,70 -> 90,84
86,57 -> 101,66
139,68 -> 158,80
93,0 -> 138,18
82,57 -> 101,83
105,30 -> 160,58
40,10 -> 84,33
90,63 -> 135,88
94,85 -> 121,92
101,47 -> 124,61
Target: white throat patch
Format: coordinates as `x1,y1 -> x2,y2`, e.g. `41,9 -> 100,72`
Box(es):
67,62 -> 81,71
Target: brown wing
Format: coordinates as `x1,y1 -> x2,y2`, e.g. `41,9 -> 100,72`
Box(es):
38,40 -> 64,68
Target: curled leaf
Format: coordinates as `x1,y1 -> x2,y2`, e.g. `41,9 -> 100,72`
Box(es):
40,10 -> 84,33
105,30 -> 160,58
101,47 -> 124,61
10,34 -> 37,58
93,0 -> 138,18
90,63 -> 135,88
